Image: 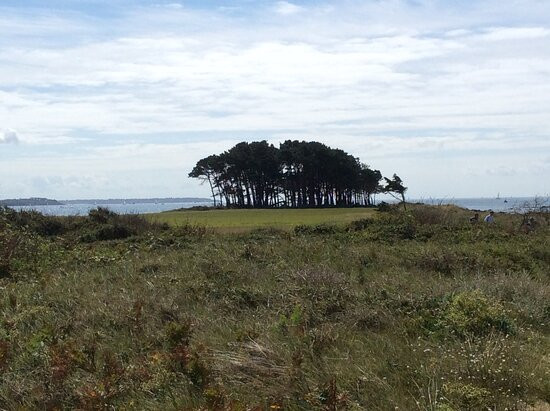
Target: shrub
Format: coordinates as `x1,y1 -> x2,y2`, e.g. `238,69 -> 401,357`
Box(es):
165,320 -> 193,349
115,214 -> 158,234
347,218 -> 375,231
78,209 -> 166,242
0,207 -> 70,237
409,204 -> 466,226
88,207 -> 116,224
376,201 -> 392,212
412,249 -> 459,275
172,223 -> 207,237
35,219 -> 66,236
294,223 -> 341,235
442,382 -> 491,409
441,291 -> 515,337
80,224 -> 134,242
377,216 -> 417,240
0,233 -> 21,278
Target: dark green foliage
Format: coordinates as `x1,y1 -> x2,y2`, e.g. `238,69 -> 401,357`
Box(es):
190,140 -> 384,208
441,291 -> 515,337
383,174 -> 408,209
88,206 -> 117,223
0,206 -> 67,236
347,217 -> 374,231
80,224 -> 134,242
443,382 -> 492,409
0,206 -> 162,242
409,291 -> 515,339
294,223 -> 341,235
35,219 -> 66,236
376,201 -> 392,212
165,320 -> 193,349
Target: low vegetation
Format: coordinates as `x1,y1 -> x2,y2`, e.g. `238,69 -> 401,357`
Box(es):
0,204 -> 549,409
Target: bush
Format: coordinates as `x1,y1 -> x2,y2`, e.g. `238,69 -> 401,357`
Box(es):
409,204 -> 466,226
294,223 -> 341,235
347,218 -> 375,231
0,233 -> 21,278
443,382 -> 491,409
88,207 -> 116,224
165,320 -> 193,349
379,215 -> 417,240
411,249 -> 460,275
376,201 -> 392,212
35,219 -> 66,236
0,207 -> 69,236
80,224 -> 134,243
441,291 -> 515,337
78,208 -> 165,242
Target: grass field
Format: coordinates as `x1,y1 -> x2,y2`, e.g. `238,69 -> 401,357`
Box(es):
1,204 -> 549,409
149,207 -> 378,231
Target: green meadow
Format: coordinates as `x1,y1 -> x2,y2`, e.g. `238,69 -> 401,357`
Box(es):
1,204 -> 549,409
149,207 -> 378,231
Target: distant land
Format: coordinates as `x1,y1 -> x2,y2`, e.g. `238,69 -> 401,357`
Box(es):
0,198 -> 63,206
0,197 -> 212,206
63,198 -> 212,205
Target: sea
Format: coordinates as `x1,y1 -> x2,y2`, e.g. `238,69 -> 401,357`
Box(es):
10,201 -> 214,216
409,197 -> 548,213
8,197 -> 548,216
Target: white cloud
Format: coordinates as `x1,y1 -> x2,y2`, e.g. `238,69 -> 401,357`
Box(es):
273,1 -> 304,16
164,3 -> 184,10
0,129 -> 19,144
480,27 -> 550,41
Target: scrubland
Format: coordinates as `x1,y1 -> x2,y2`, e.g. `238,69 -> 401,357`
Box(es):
0,205 -> 548,410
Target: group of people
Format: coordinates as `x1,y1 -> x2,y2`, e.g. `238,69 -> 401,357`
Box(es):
469,211 -> 495,224
469,211 -> 538,233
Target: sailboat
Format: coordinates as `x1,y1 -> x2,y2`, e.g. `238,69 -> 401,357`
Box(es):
496,192 -> 501,200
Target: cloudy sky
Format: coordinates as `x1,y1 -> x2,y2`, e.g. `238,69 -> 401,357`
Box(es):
1,0 -> 549,200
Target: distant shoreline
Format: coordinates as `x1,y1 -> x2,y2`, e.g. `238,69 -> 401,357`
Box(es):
0,198 -> 62,206
0,197 -> 212,207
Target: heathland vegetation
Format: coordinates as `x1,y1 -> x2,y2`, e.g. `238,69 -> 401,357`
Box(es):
189,140 -> 406,208
1,204 -> 549,409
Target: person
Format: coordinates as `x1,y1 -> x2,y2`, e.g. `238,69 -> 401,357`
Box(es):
469,213 -> 479,224
484,210 -> 495,223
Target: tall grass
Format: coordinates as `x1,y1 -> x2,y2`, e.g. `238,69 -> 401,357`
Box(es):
0,205 -> 548,409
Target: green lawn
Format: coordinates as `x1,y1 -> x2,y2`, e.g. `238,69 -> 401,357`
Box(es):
148,207 -> 377,230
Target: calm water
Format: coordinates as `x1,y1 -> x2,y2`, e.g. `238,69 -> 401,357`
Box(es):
11,201 -> 213,216
9,197 -> 547,216
413,197 -> 548,212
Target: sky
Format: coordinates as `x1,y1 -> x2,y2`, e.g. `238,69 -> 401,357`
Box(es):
1,0 -> 549,200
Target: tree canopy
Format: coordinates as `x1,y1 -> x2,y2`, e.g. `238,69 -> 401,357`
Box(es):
383,174 -> 408,209
189,140 -> 401,208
